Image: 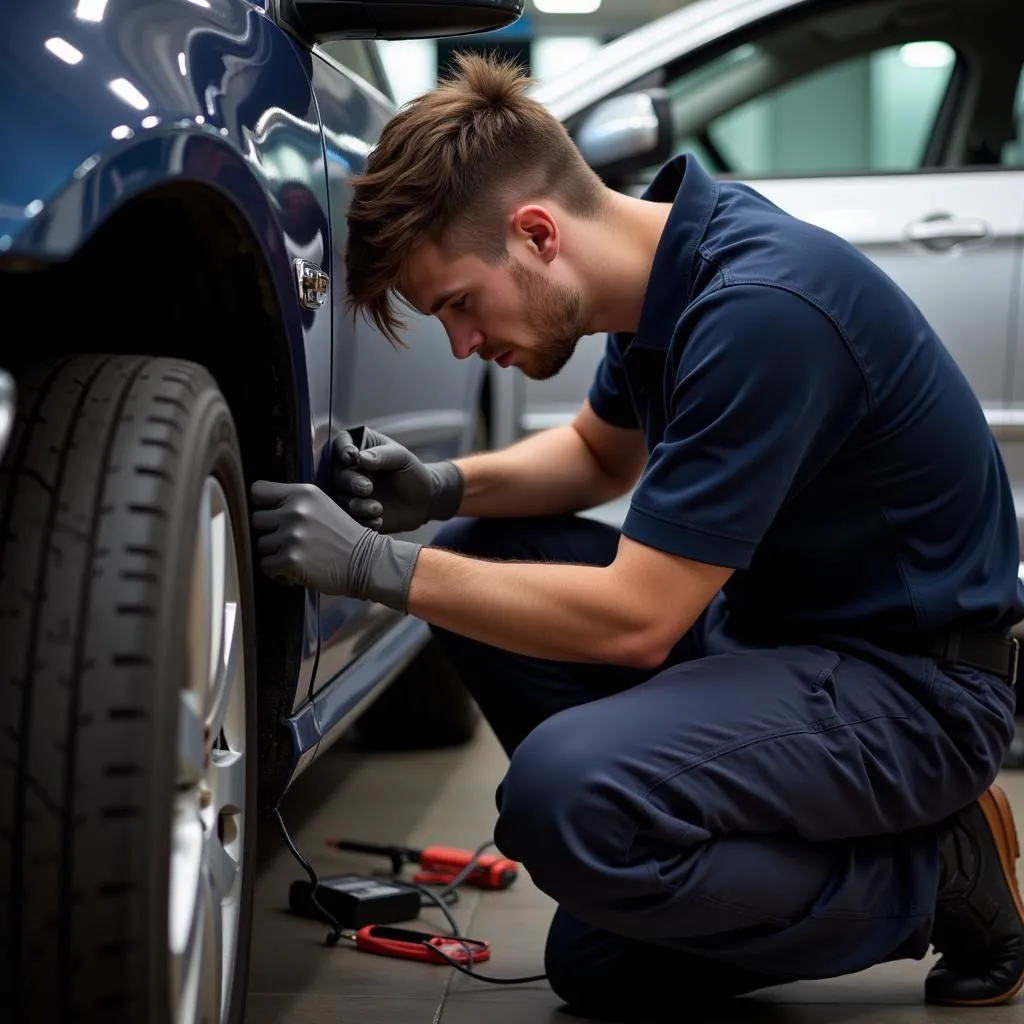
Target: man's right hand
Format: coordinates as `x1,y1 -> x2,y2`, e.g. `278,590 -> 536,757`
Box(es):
331,426 -> 464,535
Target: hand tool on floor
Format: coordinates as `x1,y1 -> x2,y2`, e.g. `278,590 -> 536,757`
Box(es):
326,838 -> 519,891
339,924 -> 491,966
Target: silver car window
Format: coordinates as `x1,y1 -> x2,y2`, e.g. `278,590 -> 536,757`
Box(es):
649,38 -> 957,179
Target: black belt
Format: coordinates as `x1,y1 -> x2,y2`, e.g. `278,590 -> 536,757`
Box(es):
919,629 -> 1019,688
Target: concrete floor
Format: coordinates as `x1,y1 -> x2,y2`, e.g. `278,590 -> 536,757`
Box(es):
247,720 -> 1024,1024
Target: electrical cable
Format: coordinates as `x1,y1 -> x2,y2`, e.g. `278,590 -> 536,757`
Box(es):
435,838 -> 497,897
275,807 -> 547,984
410,876 -> 549,985
273,806 -> 343,946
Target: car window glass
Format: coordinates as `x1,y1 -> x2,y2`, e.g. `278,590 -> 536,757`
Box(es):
1001,63 -> 1024,166
317,40 -> 390,97
654,39 -> 956,179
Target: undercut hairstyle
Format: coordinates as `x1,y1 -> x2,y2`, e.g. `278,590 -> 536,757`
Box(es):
345,51 -> 606,345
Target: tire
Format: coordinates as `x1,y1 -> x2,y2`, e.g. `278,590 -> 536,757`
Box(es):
355,638 -> 480,751
0,355 -> 258,1024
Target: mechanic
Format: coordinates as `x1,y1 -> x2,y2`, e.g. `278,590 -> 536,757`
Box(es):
249,54 -> 1024,1014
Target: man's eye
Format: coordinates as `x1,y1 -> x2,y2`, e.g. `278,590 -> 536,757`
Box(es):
451,296 -> 468,311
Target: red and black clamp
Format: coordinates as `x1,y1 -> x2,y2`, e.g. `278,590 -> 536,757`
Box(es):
340,924 -> 491,966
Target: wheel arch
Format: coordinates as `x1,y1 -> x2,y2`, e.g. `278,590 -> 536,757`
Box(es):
0,178 -> 311,810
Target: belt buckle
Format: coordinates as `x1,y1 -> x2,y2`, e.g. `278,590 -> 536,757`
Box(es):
1009,637 -> 1019,688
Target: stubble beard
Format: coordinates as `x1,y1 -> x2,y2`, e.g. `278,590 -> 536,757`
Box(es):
509,261 -> 588,381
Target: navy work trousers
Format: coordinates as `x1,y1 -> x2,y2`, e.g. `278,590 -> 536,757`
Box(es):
427,515 -> 1016,1014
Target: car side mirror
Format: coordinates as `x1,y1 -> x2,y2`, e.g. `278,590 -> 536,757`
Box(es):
278,0 -> 525,42
574,89 -> 673,185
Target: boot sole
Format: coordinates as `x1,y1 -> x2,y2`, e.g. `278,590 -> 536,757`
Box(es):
934,785 -> 1024,1007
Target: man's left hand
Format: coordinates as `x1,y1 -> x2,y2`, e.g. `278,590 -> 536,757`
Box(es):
249,481 -> 422,611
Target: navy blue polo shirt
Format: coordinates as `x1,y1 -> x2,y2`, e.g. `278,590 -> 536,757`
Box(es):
589,155 -> 1024,637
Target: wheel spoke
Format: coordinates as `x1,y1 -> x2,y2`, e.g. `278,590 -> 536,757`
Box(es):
207,815 -> 241,907
203,858 -> 225,1021
170,797 -> 205,1024
208,506 -> 226,696
188,482 -> 214,710
177,691 -> 205,789
169,800 -> 204,958
210,747 -> 245,817
206,601 -> 241,751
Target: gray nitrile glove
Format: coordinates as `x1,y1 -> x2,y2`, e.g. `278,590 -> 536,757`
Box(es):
250,480 -> 421,612
331,426 -> 464,534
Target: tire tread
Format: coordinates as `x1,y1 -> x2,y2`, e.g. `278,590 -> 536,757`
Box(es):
0,355 -> 240,1021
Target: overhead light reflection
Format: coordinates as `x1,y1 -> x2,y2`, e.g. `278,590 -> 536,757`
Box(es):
178,52 -> 188,76
533,0 -> 601,12
141,115 -> 160,129
899,41 -> 954,68
185,0 -> 211,6
45,37 -> 84,65
24,200 -> 44,218
109,77 -> 150,110
75,0 -> 109,22
111,125 -> 134,140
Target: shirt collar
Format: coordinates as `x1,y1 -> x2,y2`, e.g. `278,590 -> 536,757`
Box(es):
627,155 -> 721,353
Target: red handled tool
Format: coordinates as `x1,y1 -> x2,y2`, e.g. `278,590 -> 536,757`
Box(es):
340,924 -> 491,966
326,838 -> 518,891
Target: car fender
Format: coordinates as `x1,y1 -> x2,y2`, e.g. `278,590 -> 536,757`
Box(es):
0,0 -> 333,482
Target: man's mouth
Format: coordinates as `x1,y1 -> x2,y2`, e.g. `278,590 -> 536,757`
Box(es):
496,350 -> 514,368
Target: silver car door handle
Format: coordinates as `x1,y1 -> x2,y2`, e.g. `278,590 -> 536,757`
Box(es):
905,215 -> 992,250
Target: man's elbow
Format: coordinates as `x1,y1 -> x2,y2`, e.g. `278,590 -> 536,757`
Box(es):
605,627 -> 678,671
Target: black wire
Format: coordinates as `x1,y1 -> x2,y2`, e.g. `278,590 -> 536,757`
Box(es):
403,880 -> 462,937
273,807 -> 343,947
436,838 -> 496,896
426,943 -> 549,985
411,858 -> 548,986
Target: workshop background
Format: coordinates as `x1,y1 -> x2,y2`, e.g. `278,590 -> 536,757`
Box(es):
2,0 -> 1023,1023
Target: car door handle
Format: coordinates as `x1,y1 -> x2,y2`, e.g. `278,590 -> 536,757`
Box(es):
905,215 -> 992,251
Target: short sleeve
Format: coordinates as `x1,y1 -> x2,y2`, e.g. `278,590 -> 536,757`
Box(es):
587,332 -> 639,428
623,284 -> 869,568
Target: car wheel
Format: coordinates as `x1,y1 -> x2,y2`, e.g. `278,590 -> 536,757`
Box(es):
0,355 -> 257,1024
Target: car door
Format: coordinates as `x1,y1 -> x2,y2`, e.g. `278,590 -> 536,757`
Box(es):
750,170 -> 1024,415
306,43 -> 487,692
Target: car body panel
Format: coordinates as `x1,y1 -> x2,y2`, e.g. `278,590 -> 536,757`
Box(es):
0,0 -> 493,789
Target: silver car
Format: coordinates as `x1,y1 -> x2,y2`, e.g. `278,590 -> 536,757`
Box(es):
487,0 -> 1024,581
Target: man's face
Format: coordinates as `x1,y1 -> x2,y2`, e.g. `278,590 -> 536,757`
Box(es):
401,240 -> 588,381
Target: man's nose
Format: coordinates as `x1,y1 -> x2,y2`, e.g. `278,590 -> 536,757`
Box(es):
449,327 -> 484,361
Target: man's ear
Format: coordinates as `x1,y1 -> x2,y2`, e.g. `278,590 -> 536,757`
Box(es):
511,205 -> 559,264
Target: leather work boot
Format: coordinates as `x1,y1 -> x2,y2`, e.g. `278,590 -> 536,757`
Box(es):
926,785 -> 1024,1006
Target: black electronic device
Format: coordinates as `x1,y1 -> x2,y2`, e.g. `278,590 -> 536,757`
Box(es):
288,873 -> 421,929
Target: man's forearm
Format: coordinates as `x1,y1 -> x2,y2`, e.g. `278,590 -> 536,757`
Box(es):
407,545 -> 664,667
452,424 -> 629,519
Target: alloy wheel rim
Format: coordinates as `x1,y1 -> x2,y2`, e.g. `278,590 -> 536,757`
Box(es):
169,476 -> 247,1024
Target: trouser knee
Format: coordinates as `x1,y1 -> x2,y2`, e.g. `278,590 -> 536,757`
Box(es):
493,714 -> 628,914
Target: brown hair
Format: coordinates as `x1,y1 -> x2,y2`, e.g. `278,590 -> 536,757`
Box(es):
345,51 -> 606,345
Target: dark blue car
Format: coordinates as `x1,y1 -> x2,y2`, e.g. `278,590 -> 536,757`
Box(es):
0,2 -> 522,1022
